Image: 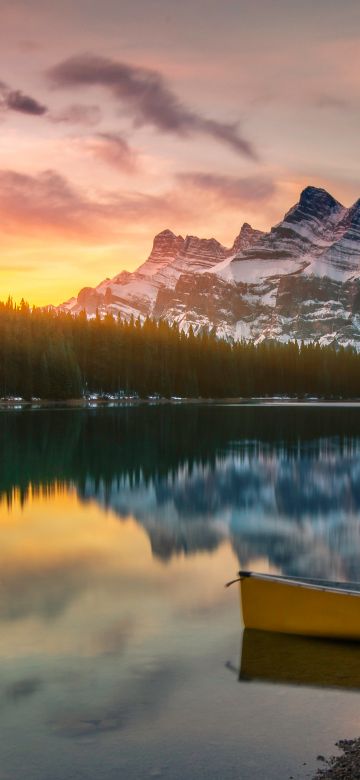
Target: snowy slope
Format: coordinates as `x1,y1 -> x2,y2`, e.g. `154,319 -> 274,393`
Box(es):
56,186 -> 360,347
58,223 -> 262,318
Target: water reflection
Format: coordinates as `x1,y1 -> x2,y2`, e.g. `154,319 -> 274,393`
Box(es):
2,406 -> 360,778
2,405 -> 360,580
0,487 -> 241,780
239,629 -> 360,691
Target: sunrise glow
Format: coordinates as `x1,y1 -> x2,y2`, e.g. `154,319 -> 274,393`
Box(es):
1,0 -> 359,305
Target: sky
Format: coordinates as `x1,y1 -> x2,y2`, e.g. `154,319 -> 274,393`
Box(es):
0,0 -> 360,305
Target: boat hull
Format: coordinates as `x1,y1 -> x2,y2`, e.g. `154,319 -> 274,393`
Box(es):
240,574 -> 360,640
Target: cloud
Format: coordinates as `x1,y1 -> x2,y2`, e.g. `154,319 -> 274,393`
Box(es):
0,167 -> 275,248
86,132 -> 139,173
0,169 -> 99,238
0,168 -> 190,241
6,90 -> 47,115
50,103 -> 102,126
0,82 -> 102,126
0,80 -> 103,125
311,94 -> 350,110
0,82 -> 47,116
177,172 -> 275,205
17,39 -> 43,52
47,54 -> 257,159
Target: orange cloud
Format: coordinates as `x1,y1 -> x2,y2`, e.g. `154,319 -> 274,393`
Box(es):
85,133 -> 140,173
0,167 -> 277,246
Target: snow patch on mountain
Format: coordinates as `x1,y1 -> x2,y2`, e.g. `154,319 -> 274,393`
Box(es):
55,186 -> 360,348
213,255 -> 308,285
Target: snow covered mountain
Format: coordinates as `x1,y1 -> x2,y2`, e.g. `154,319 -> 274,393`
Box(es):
57,186 -> 360,347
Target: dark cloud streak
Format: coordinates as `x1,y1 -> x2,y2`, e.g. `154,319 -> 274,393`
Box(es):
6,89 -> 47,116
50,103 -> 102,126
0,82 -> 47,116
47,54 -> 257,159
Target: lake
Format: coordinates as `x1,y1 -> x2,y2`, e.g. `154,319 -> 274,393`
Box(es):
2,403 -> 360,779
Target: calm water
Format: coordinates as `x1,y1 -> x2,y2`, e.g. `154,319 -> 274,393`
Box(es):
2,404 -> 360,779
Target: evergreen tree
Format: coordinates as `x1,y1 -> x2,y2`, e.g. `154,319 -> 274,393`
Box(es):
0,298 -> 360,400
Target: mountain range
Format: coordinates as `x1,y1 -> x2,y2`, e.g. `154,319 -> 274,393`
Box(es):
57,186 -> 360,347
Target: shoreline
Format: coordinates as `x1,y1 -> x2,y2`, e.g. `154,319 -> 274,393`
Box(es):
312,738 -> 360,778
2,396 -> 360,410
2,397 -> 360,410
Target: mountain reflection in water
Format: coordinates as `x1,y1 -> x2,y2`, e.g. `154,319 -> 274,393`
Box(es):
2,404 -> 360,581
2,405 -> 360,779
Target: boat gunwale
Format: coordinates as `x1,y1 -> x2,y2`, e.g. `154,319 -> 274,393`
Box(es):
238,570 -> 360,598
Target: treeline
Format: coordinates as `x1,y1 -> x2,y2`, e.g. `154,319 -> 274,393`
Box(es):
1,298 -> 360,399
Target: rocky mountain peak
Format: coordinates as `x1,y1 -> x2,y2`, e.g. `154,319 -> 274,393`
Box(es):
177,235 -> 227,267
137,228 -> 185,276
240,222 -> 253,233
56,185 -> 360,350
349,199 -> 360,219
298,186 -> 343,216
231,222 -> 265,255
183,234 -> 224,252
150,228 -> 184,256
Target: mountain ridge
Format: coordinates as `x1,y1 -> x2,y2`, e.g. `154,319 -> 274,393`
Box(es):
56,186 -> 360,348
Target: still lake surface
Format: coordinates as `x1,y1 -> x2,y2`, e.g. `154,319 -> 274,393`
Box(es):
2,403 -> 360,779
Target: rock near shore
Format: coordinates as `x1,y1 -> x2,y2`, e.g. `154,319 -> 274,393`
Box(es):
314,738 -> 360,779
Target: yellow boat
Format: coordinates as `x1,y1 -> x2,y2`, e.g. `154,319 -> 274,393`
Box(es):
239,629 -> 360,690
228,570 -> 360,640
